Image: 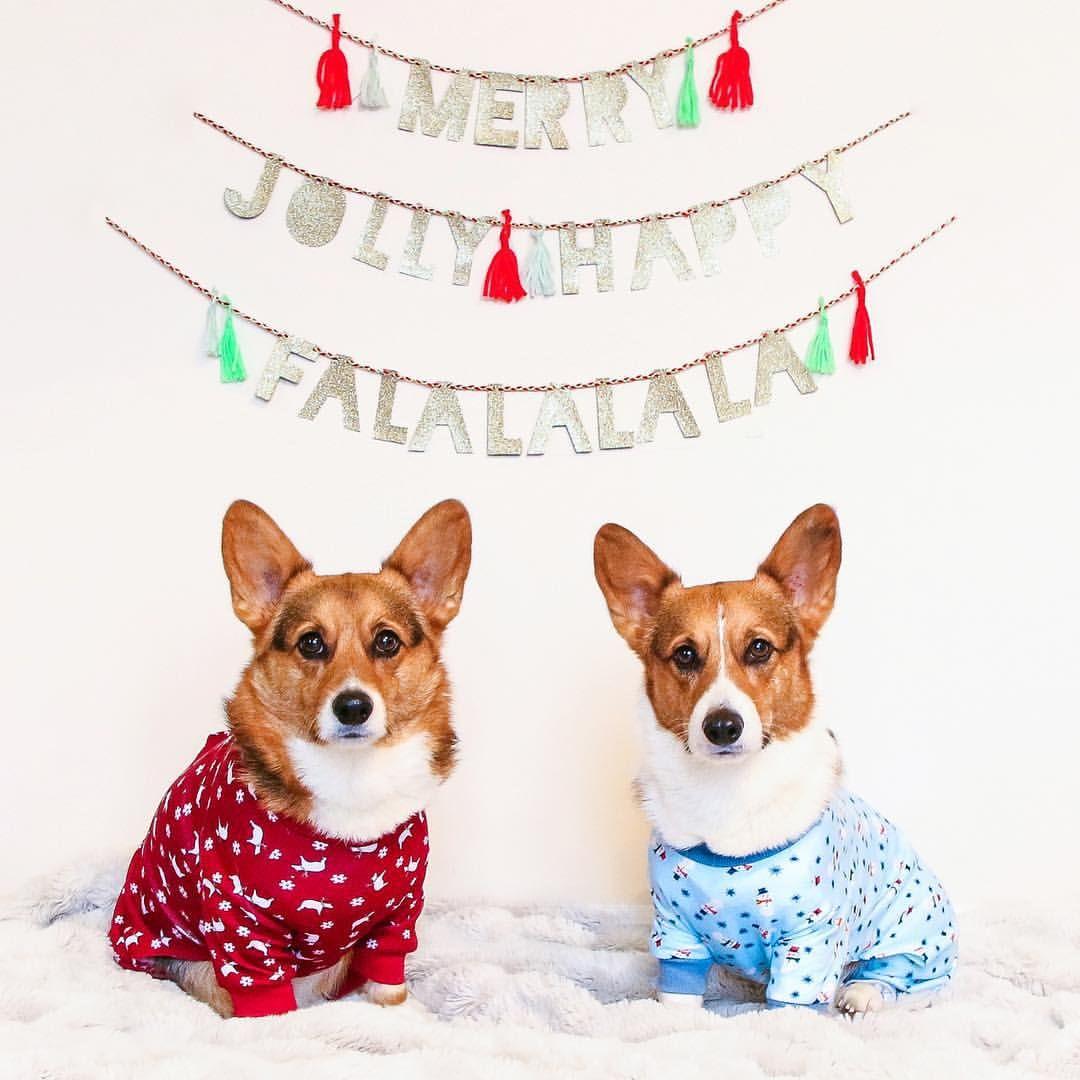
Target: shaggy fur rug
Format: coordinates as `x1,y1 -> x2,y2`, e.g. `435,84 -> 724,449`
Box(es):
1,860 -> 1076,1079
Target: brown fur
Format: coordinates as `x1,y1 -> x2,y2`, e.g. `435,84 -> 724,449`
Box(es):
594,504 -> 841,747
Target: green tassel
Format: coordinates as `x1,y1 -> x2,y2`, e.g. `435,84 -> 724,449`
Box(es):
805,298 -> 835,375
676,38 -> 700,129
217,296 -> 246,383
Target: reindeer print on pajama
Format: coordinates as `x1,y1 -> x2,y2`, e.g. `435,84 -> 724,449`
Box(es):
650,792 -> 957,1005
110,734 -> 428,1017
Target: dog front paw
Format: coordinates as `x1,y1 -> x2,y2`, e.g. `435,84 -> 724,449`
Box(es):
835,981 -> 886,1017
363,981 -> 408,1007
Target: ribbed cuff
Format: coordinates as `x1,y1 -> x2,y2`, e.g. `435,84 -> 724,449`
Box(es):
228,982 -> 297,1018
657,958 -> 711,996
350,950 -> 407,987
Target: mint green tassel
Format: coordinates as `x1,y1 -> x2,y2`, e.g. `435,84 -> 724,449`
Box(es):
805,298 -> 835,375
217,296 -> 246,383
676,39 -> 700,128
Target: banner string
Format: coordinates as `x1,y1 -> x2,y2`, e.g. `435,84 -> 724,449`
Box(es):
103,214 -> 957,394
196,110 -> 911,231
266,0 -> 793,83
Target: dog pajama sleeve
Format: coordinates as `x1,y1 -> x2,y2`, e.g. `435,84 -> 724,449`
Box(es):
648,852 -> 712,996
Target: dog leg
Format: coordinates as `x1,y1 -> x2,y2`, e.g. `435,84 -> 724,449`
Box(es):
834,981 -> 889,1016
362,981 -> 409,1006
154,958 -> 234,1018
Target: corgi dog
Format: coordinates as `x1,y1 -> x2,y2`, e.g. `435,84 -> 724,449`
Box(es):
594,505 -> 957,1015
109,498 -> 472,1018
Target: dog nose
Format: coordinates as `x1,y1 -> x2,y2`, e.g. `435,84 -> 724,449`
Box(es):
332,691 -> 374,726
703,708 -> 744,747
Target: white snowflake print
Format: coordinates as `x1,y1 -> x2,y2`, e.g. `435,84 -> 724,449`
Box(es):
240,976 -> 253,987
320,920 -> 334,929
218,900 -> 232,911
279,879 -> 295,891
182,803 -> 192,817
114,915 -> 125,925
269,849 -> 282,861
129,883 -> 139,894
235,790 -> 245,804
155,890 -> 167,903
222,942 -> 235,953
203,838 -> 214,851
216,786 -> 223,799
377,846 -> 389,859
236,926 -> 251,938
231,841 -> 242,855
349,897 -> 365,908
402,930 -> 411,940
395,857 -> 404,869
312,841 -> 329,851
212,872 -> 223,883
263,957 -> 275,967
364,939 -> 378,949
267,812 -> 278,823
331,873 -> 346,884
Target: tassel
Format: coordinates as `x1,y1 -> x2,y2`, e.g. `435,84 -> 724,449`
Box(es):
356,41 -> 389,109
482,210 -> 526,303
522,227 -> 557,298
848,270 -> 875,365
316,14 -> 352,110
217,297 -> 247,383
804,298 -> 835,375
202,290 -> 221,357
709,11 -> 753,110
676,38 -> 701,128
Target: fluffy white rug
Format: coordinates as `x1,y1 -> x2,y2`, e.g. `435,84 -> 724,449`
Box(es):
1,859 -> 1076,1079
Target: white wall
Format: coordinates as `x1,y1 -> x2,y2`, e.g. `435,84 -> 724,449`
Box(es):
3,0 -> 1077,908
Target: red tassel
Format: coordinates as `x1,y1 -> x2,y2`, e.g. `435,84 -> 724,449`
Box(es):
848,270 -> 875,364
482,210 -> 527,303
709,11 -> 754,110
316,14 -> 352,110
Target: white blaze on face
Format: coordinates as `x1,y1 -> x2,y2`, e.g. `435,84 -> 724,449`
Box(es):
315,679 -> 388,743
685,606 -> 765,758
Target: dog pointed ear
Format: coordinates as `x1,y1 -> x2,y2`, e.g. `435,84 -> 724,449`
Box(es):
221,501 -> 311,632
383,500 -> 472,633
757,504 -> 842,642
594,524 -> 680,655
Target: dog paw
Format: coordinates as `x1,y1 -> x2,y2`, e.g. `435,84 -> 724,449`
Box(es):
657,991 -> 704,1008
835,981 -> 885,1017
363,981 -> 408,1007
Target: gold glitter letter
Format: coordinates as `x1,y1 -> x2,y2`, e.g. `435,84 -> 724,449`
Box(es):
801,152 -> 854,224
581,73 -> 630,146
754,334 -> 817,406
742,184 -> 791,258
689,203 -> 737,277
399,210 -> 435,281
353,197 -> 391,271
636,374 -> 701,443
631,218 -> 694,290
486,391 -> 523,456
398,62 -> 474,142
409,387 -> 473,453
527,390 -> 593,455
446,214 -> 495,286
595,383 -> 634,450
627,59 -> 673,128
298,358 -> 361,431
373,375 -> 408,445
255,337 -> 318,402
475,72 -> 523,148
224,155 -> 281,219
286,181 -> 347,248
704,355 -> 751,423
524,78 -> 570,149
558,223 -> 614,295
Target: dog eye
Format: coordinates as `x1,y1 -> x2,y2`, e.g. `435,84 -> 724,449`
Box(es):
744,638 -> 774,665
672,644 -> 699,671
373,629 -> 402,658
297,631 -> 328,660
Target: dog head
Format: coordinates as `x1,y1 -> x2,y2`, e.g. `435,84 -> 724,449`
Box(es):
593,505 -> 840,762
221,498 -> 471,818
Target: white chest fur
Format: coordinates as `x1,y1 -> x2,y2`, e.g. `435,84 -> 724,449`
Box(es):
286,732 -> 440,842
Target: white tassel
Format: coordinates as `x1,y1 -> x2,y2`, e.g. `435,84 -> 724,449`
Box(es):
202,290 -> 221,357
356,43 -> 389,109
522,228 -> 557,298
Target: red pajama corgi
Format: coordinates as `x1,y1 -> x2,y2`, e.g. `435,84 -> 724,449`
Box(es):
110,498 -> 472,1017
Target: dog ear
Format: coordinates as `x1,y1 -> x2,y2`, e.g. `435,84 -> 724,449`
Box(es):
383,500 -> 473,633
594,524 -> 680,655
757,504 -> 842,642
221,501 -> 311,632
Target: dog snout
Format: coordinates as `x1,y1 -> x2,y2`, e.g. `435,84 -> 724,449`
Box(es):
332,690 -> 374,727
703,708 -> 744,748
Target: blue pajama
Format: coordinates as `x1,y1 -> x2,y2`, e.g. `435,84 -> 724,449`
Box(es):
649,791 -> 957,1005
